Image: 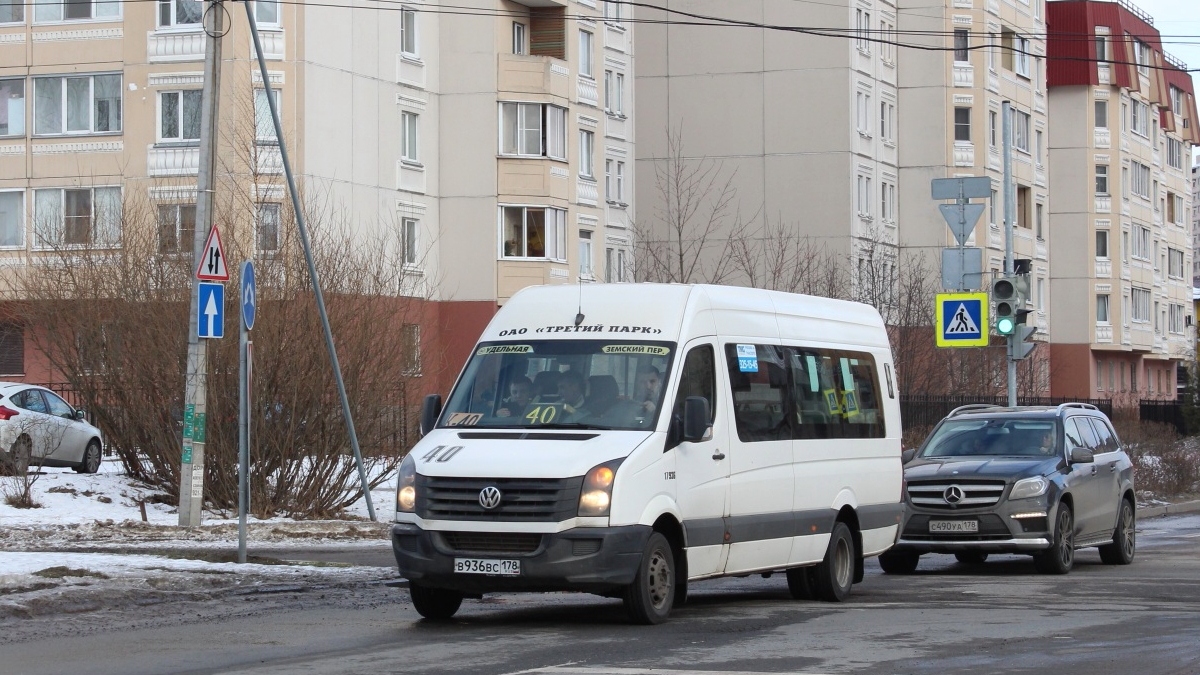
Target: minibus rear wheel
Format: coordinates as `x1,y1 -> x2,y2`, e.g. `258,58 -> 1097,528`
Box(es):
409,582 -> 463,620
814,522 -> 855,602
624,532 -> 675,624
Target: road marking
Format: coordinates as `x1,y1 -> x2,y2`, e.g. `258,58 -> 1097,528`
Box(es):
501,662 -> 830,667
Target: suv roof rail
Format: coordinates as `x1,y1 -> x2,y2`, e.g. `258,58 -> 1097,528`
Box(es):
947,404 -> 1002,417
1057,402 -> 1098,413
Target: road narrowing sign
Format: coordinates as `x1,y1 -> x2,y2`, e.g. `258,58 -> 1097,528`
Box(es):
936,292 -> 989,348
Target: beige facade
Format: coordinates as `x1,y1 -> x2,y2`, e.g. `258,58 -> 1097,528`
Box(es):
897,0 -> 1051,352
634,0 -> 900,290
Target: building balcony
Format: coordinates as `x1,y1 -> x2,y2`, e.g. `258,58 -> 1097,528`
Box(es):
1095,195 -> 1111,213
952,63 -> 974,88
397,160 -> 426,194
1096,324 -> 1113,344
498,158 -> 570,200
1035,165 -> 1046,187
577,74 -> 598,107
605,113 -> 627,141
147,29 -> 205,63
148,144 -> 199,176
498,53 -> 569,98
953,141 -> 974,167
1094,127 -> 1110,149
251,28 -> 284,60
577,176 -> 598,206
1098,64 -> 1110,85
986,0 -> 999,14
987,71 -> 999,93
1035,237 -> 1047,260
255,145 -> 282,175
987,147 -> 1001,172
1095,259 -> 1112,277
604,23 -> 627,53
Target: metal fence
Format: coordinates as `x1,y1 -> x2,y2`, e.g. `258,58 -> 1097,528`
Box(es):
900,395 -> 1114,430
1139,399 -> 1187,435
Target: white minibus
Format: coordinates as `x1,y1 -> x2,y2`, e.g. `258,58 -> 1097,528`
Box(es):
393,283 -> 903,623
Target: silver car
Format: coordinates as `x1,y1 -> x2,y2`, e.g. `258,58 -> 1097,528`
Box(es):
0,383 -> 103,474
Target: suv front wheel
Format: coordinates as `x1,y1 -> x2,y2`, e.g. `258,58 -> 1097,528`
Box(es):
1034,503 -> 1074,575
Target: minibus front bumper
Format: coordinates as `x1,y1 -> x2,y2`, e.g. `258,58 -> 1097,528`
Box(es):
392,522 -> 653,594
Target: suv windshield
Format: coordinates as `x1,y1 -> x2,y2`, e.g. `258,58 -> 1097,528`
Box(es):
439,340 -> 676,430
919,418 -> 1059,458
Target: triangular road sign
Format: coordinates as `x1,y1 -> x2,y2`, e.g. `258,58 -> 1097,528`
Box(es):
945,302 -> 981,334
195,226 -> 229,281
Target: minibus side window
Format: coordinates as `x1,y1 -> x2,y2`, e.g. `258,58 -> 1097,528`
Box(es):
668,345 -> 715,448
724,344 -> 790,442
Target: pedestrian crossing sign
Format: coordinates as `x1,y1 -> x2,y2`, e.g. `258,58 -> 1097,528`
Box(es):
936,292 -> 989,348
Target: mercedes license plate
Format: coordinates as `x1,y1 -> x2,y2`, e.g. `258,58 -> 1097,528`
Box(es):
929,520 -> 979,533
454,558 -> 521,576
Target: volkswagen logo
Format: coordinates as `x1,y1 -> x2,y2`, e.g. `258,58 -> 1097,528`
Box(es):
943,485 -> 965,505
478,486 -> 503,510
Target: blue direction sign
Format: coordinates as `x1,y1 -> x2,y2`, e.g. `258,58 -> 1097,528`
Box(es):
936,292 -> 988,348
241,261 -> 256,331
197,282 -> 225,339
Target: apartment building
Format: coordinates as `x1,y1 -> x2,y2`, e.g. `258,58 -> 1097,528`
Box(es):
1192,163 -> 1199,285
897,0 -> 1052,384
634,0 -> 900,291
0,0 -> 635,390
1045,0 -> 1197,402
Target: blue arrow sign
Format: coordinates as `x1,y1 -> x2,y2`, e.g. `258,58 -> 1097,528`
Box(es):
241,261 -> 256,331
197,282 -> 225,339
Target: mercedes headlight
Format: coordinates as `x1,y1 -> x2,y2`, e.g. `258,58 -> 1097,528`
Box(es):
396,454 -> 417,513
1009,476 -> 1049,501
578,459 -> 623,517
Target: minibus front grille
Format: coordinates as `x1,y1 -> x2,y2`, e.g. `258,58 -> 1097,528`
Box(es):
417,475 -> 584,522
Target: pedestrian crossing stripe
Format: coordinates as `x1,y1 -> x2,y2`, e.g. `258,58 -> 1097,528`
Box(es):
935,292 -> 989,348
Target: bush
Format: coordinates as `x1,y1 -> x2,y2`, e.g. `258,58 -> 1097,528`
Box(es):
1112,420 -> 1200,499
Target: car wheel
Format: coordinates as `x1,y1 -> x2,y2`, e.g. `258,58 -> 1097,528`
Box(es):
954,552 -> 989,565
785,565 -> 818,599
814,522 -> 856,602
1034,503 -> 1074,575
74,440 -> 101,474
623,532 -> 675,624
1098,498 -> 1136,565
878,550 -> 921,574
408,582 -> 463,620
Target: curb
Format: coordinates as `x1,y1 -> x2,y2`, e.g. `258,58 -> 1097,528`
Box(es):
1137,499 -> 1200,519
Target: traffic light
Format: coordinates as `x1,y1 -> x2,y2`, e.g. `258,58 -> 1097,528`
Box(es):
992,275 -> 1017,335
1011,323 -> 1038,360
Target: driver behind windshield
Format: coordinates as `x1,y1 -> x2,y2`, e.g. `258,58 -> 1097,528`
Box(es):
557,370 -> 590,421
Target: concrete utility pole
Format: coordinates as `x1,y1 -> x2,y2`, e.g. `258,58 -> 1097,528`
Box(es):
1002,100 -> 1017,407
179,0 -> 225,527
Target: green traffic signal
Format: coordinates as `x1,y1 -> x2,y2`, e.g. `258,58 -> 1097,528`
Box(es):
996,316 -> 1016,335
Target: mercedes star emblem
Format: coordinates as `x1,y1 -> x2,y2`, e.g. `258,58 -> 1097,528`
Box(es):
943,485 -> 965,505
478,486 -> 503,510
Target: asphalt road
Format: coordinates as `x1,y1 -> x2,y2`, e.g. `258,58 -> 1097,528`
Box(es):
3,514 -> 1200,675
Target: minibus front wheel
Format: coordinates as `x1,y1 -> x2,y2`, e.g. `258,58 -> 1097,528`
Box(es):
409,582 -> 463,620
623,532 -> 676,625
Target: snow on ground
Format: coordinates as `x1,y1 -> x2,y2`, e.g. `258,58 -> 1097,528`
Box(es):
1,460 -> 399,619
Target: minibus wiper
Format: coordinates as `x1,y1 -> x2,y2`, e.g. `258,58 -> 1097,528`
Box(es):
530,423 -> 614,430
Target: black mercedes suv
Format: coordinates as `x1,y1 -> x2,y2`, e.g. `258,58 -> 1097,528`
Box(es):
880,403 -> 1136,575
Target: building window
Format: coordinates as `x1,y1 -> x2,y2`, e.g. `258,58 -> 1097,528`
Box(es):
1130,161 -> 1150,199
990,189 -> 997,226
856,91 -> 872,136
1130,101 -> 1149,138
988,110 -> 997,147
1016,186 -> 1030,229
401,323 -> 420,375
1169,247 -> 1184,278
0,79 -> 24,137
881,181 -> 896,224
605,159 -> 613,201
256,203 -> 280,252
1035,203 -> 1044,239
1097,294 -> 1110,323
401,216 -> 418,266
33,186 -> 121,248
0,191 -> 22,248
579,229 -> 594,277
501,205 -> 566,261
604,70 -> 625,116
1167,137 -> 1183,170
254,88 -> 279,144
157,204 -> 195,254
615,161 -> 626,203
1132,224 -> 1150,260
1002,29 -> 1030,77
579,130 -> 594,179
159,90 -> 201,143
1012,109 -> 1030,152
0,322 -> 21,375
1134,39 -> 1151,77
1170,85 -> 1184,114
605,247 -> 627,282
1035,130 -> 1043,166
604,0 -> 622,21
1121,230 -> 1129,263
880,19 -> 895,63
512,21 -> 526,55
254,0 -> 279,25
157,0 -> 200,27
1095,165 -> 1108,195
579,29 -> 594,78
855,9 -> 871,53
1172,193 -> 1184,225
1095,35 -> 1107,62
1095,229 -> 1109,258
37,0 -> 119,21
856,175 -> 872,218
1132,287 -> 1151,323
400,7 -> 418,58
500,102 -> 566,160
954,29 -> 969,62
1169,304 -> 1185,334
34,74 -> 122,136
401,111 -> 418,163
1094,100 -> 1107,129
880,101 -> 895,144
0,0 -> 22,22
1037,277 -> 1045,309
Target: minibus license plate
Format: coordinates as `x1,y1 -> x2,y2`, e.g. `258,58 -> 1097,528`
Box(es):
454,558 -> 521,576
929,520 -> 978,533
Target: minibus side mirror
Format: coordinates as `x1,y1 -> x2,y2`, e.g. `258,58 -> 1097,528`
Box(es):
682,396 -> 711,443
420,394 -> 442,437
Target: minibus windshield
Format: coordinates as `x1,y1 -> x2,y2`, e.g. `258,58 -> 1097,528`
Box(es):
439,340 -> 676,431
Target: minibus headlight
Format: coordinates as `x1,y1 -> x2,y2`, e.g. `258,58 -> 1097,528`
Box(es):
1009,476 -> 1049,501
396,454 -> 417,513
578,459 -> 623,517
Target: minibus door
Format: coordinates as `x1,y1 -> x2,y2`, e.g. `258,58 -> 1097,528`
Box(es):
670,340 -> 730,579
